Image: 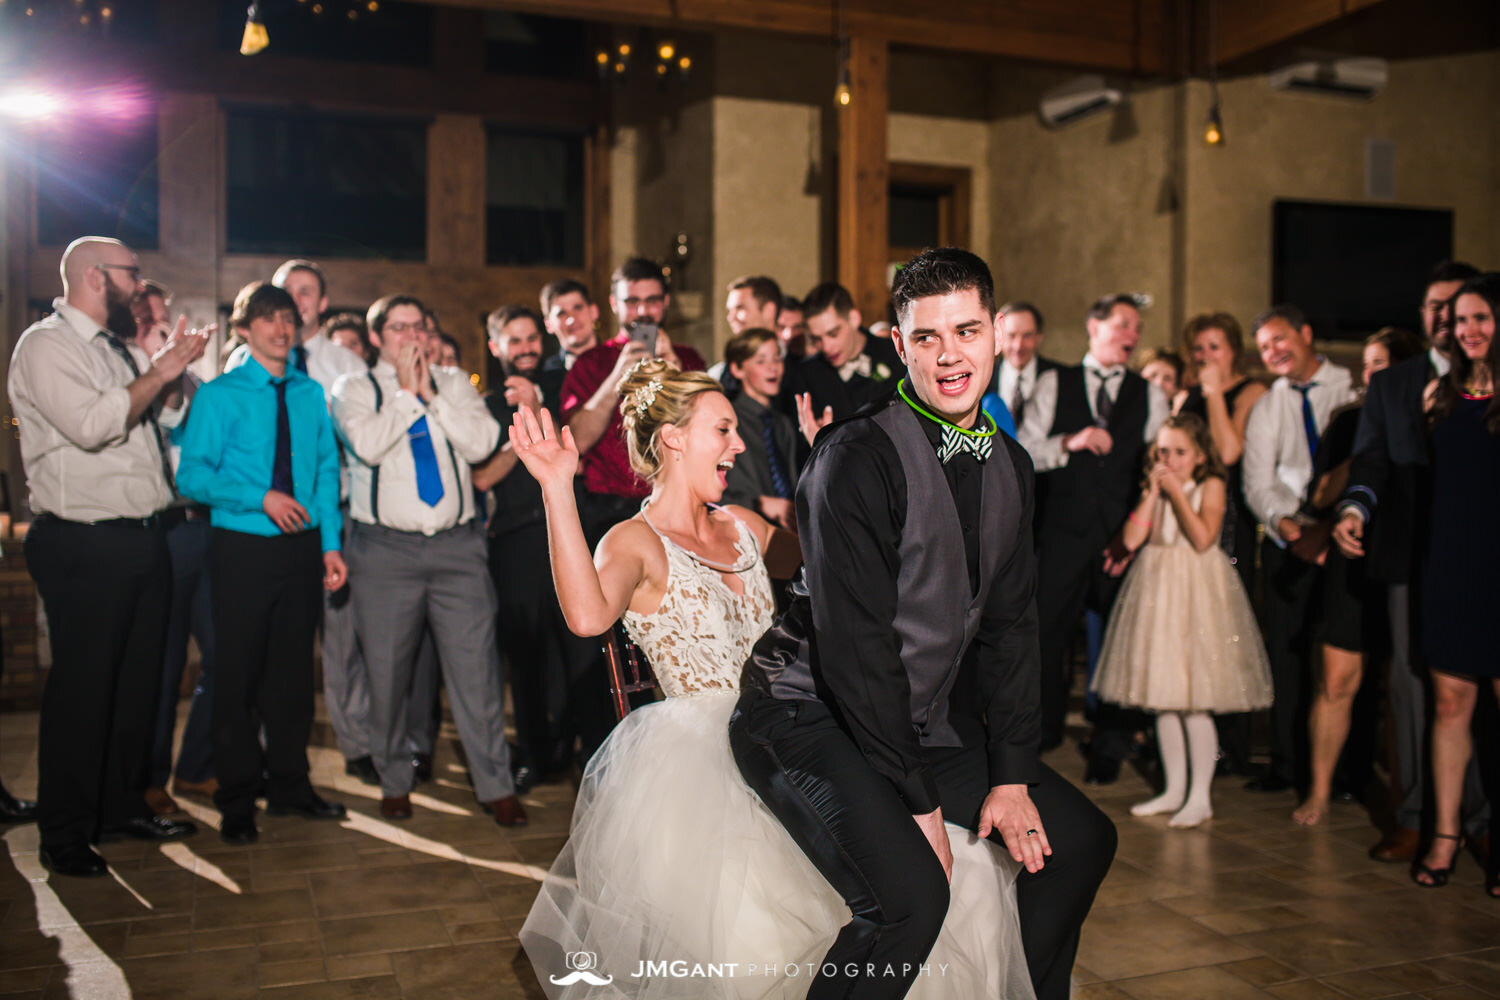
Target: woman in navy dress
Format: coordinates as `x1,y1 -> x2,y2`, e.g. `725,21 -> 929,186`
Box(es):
1413,273 -> 1500,897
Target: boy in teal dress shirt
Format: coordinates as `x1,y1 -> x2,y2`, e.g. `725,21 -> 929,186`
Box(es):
178,282 -> 348,844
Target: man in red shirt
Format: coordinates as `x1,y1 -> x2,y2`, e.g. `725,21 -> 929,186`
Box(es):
561,257 -> 706,539
558,257 -> 705,763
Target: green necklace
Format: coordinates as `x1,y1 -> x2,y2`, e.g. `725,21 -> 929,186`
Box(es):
896,378 -> 997,438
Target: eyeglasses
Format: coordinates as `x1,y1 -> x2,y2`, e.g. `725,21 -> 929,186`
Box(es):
621,295 -> 666,310
95,263 -> 142,283
383,321 -> 425,334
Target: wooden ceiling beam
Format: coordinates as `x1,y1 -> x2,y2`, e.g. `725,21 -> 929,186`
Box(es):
1214,0 -> 1381,65
428,0 -> 1167,75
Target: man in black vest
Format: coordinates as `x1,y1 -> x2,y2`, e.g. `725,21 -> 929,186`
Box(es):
1017,294 -> 1169,766
1334,260 -> 1488,862
475,304 -> 603,789
731,249 -> 1114,1000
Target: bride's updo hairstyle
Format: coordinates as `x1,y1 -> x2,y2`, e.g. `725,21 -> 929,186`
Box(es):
617,358 -> 726,481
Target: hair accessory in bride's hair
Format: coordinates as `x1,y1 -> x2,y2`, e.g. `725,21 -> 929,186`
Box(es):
632,376 -> 663,416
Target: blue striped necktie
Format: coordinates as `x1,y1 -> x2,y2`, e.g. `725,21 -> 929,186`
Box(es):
761,411 -> 792,499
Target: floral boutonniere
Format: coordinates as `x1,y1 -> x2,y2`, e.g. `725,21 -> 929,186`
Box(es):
873,363 -> 892,382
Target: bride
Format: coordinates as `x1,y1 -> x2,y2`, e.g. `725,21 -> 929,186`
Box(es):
514,359 -> 1031,999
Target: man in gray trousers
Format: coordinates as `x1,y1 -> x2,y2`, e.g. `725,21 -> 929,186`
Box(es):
332,294 -> 525,826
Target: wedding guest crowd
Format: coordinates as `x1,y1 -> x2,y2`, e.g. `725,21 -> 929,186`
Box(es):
7,231 -> 1496,905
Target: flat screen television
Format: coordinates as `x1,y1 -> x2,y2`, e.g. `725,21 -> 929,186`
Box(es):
1272,200 -> 1454,341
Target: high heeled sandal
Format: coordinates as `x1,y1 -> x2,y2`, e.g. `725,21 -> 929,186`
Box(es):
1411,832 -> 1464,888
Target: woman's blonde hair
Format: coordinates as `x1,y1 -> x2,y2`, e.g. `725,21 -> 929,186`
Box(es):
617,359 -> 726,481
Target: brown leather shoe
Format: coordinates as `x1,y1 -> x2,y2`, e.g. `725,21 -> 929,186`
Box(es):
486,795 -> 528,827
172,777 -> 219,799
379,796 -> 413,820
144,787 -> 179,816
1369,827 -> 1421,863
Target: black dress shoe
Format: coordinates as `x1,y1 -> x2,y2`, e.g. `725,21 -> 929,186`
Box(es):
513,765 -> 537,795
1084,754 -> 1122,785
266,795 -> 346,820
1244,774 -> 1294,793
40,844 -> 109,878
344,756 -> 380,786
98,816 -> 198,842
220,815 -> 258,845
0,783 -> 37,823
411,753 -> 433,784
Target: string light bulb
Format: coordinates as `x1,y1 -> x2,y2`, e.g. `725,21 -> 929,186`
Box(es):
1203,0 -> 1223,145
239,2 -> 269,56
1204,100 -> 1224,145
657,41 -> 675,61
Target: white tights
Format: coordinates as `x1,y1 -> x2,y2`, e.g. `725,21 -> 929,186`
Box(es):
1131,711 -> 1218,828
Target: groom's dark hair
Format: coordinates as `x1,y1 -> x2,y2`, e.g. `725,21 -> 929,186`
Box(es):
891,247 -> 996,326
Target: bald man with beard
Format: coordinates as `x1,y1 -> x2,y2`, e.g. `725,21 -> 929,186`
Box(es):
8,237 -> 209,877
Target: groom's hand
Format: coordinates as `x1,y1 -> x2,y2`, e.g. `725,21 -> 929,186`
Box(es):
978,784 -> 1052,873
912,808 -> 953,883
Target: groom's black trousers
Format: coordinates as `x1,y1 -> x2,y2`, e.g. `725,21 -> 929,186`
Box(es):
731,693 -> 1115,1000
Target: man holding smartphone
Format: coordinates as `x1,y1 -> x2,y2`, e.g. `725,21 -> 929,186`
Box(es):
557,257 -> 706,761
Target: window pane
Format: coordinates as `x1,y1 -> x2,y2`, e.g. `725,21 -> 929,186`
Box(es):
216,0 -> 433,68
36,121 -> 160,249
485,127 -> 585,268
225,108 -> 427,260
889,188 -> 941,250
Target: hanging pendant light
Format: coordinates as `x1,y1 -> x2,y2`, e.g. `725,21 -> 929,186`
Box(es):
240,2 -> 269,56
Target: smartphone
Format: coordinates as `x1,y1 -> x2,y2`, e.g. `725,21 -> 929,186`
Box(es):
627,320 -> 659,354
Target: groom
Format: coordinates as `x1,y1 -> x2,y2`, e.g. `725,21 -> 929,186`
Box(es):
730,248 -> 1115,1000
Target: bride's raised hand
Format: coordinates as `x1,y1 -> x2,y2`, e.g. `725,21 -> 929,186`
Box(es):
510,406 -> 579,488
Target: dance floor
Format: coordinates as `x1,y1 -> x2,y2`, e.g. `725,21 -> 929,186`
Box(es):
0,703 -> 1496,1000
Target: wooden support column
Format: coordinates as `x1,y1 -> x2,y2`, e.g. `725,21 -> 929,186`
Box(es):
837,34 -> 889,323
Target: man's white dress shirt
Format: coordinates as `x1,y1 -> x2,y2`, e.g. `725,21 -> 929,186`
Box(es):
1241,358 -> 1358,545
8,299 -> 181,520
1016,352 -> 1169,472
332,361 -> 500,535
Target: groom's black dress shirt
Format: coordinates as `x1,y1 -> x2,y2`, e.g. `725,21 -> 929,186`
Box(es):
745,392 -> 1041,815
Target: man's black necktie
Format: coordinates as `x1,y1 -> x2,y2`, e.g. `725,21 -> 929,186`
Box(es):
1094,369 -> 1118,427
101,333 -> 176,494
1010,378 -> 1026,429
272,380 -> 294,496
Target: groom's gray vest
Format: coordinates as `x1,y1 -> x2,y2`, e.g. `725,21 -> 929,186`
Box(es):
745,401 -> 1025,748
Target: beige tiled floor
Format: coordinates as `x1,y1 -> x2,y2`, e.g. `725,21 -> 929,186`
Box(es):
0,706 -> 1496,999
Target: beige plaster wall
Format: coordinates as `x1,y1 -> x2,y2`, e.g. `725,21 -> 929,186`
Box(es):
710,96 -> 826,362
1182,50 -> 1500,337
987,50 -> 1500,365
988,70 -> 1181,362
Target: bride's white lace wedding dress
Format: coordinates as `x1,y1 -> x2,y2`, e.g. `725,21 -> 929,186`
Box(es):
520,510 -> 1033,999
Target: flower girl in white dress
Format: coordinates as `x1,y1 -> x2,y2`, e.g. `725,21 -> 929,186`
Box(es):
511,360 -> 1032,999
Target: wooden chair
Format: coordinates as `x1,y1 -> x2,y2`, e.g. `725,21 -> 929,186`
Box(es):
602,624 -> 656,721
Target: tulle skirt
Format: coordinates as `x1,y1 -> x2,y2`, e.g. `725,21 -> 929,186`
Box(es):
520,692 -> 1033,999
1091,544 -> 1273,714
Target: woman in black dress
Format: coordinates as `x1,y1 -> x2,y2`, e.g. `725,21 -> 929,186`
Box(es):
1178,313 -> 1267,776
1412,273 -> 1500,896
1293,327 -> 1424,826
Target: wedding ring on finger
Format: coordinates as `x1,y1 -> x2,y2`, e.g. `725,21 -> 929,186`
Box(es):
1026,829 -> 1038,837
